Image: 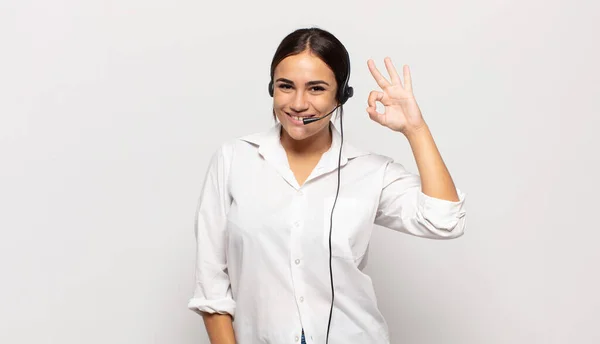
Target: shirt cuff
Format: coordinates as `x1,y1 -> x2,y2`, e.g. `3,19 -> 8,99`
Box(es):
417,188 -> 467,232
188,297 -> 236,318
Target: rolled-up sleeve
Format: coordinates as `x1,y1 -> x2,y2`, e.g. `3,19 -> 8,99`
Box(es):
187,144 -> 236,317
374,159 -> 467,239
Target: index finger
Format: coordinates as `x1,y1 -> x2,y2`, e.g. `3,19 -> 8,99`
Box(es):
384,57 -> 402,86
367,59 -> 391,89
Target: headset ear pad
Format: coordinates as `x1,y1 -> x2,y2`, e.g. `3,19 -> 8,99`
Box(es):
268,80 -> 274,97
339,85 -> 354,105
345,86 -> 354,102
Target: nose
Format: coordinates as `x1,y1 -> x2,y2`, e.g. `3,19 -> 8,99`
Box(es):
290,89 -> 309,113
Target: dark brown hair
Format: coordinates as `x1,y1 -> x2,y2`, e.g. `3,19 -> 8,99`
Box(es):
269,27 -> 351,122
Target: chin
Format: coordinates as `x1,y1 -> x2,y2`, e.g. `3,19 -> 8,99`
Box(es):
281,123 -> 313,141
284,123 -> 331,143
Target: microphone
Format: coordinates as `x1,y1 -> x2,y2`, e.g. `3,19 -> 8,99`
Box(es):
302,105 -> 340,125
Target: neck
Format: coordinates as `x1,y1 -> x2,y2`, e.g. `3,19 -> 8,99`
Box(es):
280,123 -> 332,157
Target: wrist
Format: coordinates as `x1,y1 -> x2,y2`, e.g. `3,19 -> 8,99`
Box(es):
403,122 -> 430,141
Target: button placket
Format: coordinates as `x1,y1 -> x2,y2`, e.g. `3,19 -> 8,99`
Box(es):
291,220 -> 305,308
291,190 -> 308,341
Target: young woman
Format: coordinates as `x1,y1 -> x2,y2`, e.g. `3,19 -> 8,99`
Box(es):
188,27 -> 467,344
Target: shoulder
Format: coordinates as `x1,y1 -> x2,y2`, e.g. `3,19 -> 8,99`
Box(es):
345,141 -> 414,183
210,126 -> 271,162
345,140 -> 394,167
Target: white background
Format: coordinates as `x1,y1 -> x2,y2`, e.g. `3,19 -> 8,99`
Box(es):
1,0 -> 598,343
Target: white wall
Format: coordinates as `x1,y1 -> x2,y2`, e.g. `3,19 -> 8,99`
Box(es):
1,0 -> 598,343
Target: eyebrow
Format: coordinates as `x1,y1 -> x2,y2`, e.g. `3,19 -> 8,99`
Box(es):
275,78 -> 330,86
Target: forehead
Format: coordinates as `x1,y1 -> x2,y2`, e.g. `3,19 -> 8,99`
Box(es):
274,51 -> 336,81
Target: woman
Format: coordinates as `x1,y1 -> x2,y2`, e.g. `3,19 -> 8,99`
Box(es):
188,27 -> 467,344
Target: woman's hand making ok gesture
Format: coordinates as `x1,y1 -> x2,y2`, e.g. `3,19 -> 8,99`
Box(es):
366,57 -> 427,136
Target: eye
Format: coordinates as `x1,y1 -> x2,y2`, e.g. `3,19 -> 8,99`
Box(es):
276,84 -> 326,92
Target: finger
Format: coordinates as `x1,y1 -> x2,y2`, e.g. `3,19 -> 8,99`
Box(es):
366,91 -> 385,124
366,106 -> 385,125
367,59 -> 391,89
403,65 -> 412,92
367,90 -> 384,109
384,57 -> 402,86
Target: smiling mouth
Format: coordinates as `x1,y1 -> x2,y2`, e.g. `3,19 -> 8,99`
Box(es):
286,112 -> 316,121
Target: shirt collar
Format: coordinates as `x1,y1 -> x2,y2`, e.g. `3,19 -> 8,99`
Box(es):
239,121 -> 370,165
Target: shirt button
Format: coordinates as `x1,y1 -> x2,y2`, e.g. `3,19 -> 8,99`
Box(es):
299,296 -> 304,302
295,259 -> 300,265
294,221 -> 300,227
298,190 -> 304,196
295,335 -> 299,341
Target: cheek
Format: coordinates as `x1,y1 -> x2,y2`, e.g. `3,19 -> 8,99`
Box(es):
273,108 -> 287,120
314,98 -> 338,113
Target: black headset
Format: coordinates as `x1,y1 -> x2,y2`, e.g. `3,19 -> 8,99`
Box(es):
269,49 -> 353,344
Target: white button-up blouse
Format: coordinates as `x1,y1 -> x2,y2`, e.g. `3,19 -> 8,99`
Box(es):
187,121 -> 467,343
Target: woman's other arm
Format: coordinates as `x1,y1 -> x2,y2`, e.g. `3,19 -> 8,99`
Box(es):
202,312 -> 236,344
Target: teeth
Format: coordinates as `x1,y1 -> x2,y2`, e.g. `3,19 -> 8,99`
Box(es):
289,114 -> 312,121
